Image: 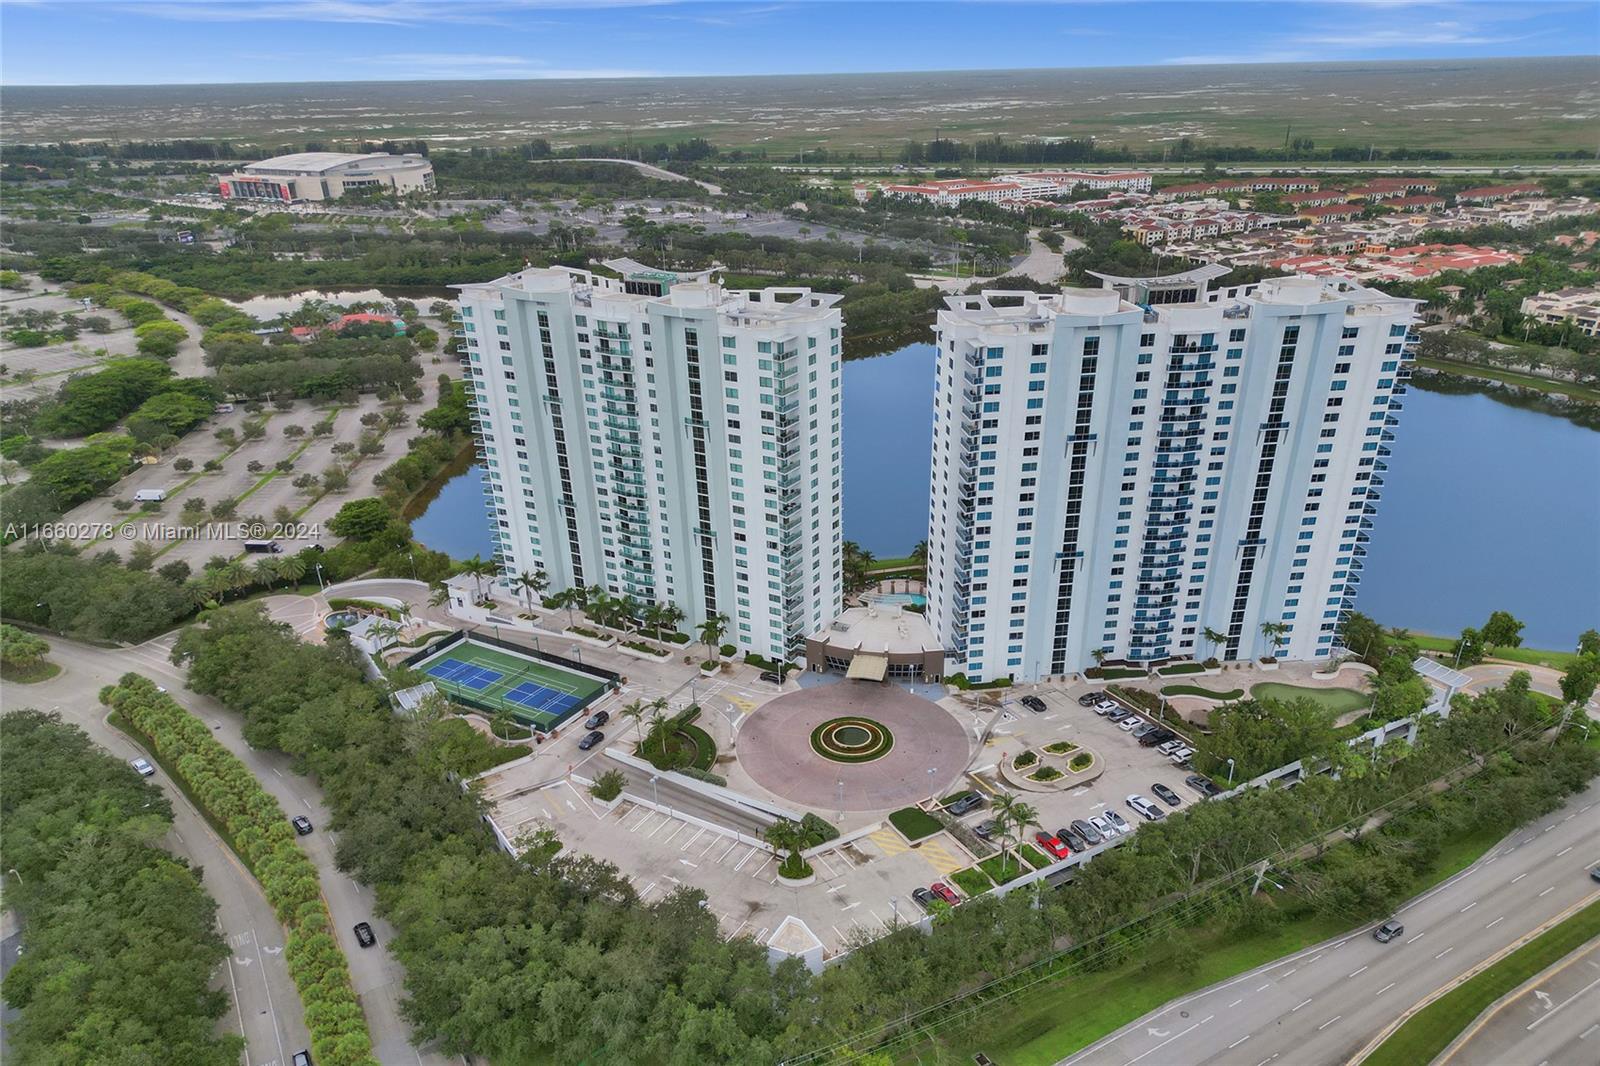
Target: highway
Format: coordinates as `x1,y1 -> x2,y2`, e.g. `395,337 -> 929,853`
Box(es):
1438,936 -> 1600,1066
16,633 -> 460,1066
1059,776 -> 1600,1066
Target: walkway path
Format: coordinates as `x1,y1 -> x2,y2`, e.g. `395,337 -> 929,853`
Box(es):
537,157 -> 723,196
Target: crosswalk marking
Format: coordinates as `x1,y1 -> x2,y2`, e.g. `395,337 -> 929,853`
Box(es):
867,829 -> 911,856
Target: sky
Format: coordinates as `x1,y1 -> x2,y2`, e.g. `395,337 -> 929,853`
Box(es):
1,0 -> 1595,85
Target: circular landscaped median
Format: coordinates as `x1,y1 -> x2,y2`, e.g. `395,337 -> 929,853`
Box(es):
810,715 -> 894,763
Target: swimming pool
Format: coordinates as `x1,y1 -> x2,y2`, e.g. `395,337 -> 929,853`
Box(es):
869,593 -> 927,608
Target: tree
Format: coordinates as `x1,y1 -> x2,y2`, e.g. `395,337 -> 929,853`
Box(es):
620,698 -> 648,744
1452,626 -> 1484,667
515,568 -> 550,615
765,818 -> 812,879
0,624 -> 51,674
842,540 -> 876,595
1481,610 -> 1526,651
320,464 -> 350,492
1559,653 -> 1600,709
548,586 -> 587,626
910,539 -> 928,566
1201,626 -> 1229,662
698,613 -> 730,662
1580,629 -> 1600,658
253,557 -> 280,589
460,555 -> 494,601
276,553 -> 308,588
328,497 -> 393,540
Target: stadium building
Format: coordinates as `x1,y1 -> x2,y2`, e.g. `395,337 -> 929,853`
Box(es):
219,151 -> 434,202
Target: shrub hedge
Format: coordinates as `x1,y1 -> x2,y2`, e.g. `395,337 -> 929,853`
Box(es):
950,867 -> 994,898
102,674 -> 377,1066
888,806 -> 942,842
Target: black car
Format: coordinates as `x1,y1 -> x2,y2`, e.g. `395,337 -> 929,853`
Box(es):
945,792 -> 985,816
912,886 -> 937,912
759,670 -> 784,685
1077,692 -> 1103,707
1070,818 -> 1103,847
577,730 -> 605,751
291,815 -> 313,836
583,709 -> 610,730
1373,919 -> 1404,943
974,819 -> 1000,840
353,922 -> 376,948
1186,773 -> 1223,797
1058,824 -> 1089,851
1151,783 -> 1182,807
1019,695 -> 1047,713
1590,866 -> 1600,883
1139,729 -> 1176,748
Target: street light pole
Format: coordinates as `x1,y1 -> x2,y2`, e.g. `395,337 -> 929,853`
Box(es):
1226,757 -> 1236,786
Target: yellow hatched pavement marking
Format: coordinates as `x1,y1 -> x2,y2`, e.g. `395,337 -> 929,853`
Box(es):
867,829 -> 911,856
917,840 -> 967,877
728,694 -> 757,713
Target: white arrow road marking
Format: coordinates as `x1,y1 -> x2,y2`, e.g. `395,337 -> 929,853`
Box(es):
1146,1027 -> 1170,1037
1535,990 -> 1554,1010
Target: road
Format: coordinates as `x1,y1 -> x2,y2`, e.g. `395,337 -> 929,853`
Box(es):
1058,776 -> 1600,1066
536,156 -> 724,196
16,633 -> 460,1066
1438,937 -> 1600,1066
7,672 -> 311,1066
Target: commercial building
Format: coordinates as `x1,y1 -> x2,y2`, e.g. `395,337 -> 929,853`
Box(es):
453,259 -> 844,661
219,151 -> 434,202
804,602 -> 945,683
861,170 -> 1151,206
923,266 -> 1419,683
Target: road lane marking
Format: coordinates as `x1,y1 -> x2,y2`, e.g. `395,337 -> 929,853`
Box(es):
1348,966 -> 1368,979
1122,1021 -> 1199,1066
1283,968 -> 1298,977
1460,901 -> 1478,912
1255,983 -> 1270,992
1486,916 -> 1505,928
1228,998 -> 1243,1008
271,768 -> 282,777
1317,1016 -> 1342,1031
1512,873 -> 1529,883
1227,1035 -> 1250,1050
1377,982 -> 1396,996
1527,973 -> 1600,1031
1291,998 -> 1312,1012
1436,947 -> 1454,959
1557,846 -> 1573,857
1539,886 -> 1556,897
1406,932 -> 1425,944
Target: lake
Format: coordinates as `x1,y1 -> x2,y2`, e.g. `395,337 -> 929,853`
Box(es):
410,342 -> 1599,649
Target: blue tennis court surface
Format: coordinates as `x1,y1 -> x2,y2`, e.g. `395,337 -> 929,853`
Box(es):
503,681 -> 584,715
426,658 -> 503,690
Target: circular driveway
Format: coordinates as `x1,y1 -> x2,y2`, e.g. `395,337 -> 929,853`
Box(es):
737,681 -> 972,811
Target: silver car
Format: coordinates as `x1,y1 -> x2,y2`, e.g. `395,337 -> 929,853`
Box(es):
1104,810 -> 1133,835
1089,814 -> 1117,839
1126,794 -> 1165,821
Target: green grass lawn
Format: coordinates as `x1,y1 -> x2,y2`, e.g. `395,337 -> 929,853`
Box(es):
951,867 -> 995,898
1365,898 -> 1600,1066
1250,682 -> 1369,714
1161,683 -> 1245,700
904,823 -> 1511,1066
1419,355 -> 1600,404
1411,633 -> 1585,671
889,807 -> 943,842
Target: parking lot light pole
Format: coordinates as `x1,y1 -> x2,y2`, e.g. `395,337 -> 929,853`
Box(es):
1226,757 -> 1236,785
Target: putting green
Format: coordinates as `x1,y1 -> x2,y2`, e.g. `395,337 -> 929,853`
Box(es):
1249,682 -> 1369,714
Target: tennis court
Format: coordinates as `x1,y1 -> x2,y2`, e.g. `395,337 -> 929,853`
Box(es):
414,637 -> 610,729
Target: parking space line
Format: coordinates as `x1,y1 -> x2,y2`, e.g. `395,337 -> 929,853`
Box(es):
680,827 -> 705,851
733,847 -> 758,871
658,822 -> 686,844
630,813 -> 658,835
715,839 -> 740,862
698,834 -> 721,856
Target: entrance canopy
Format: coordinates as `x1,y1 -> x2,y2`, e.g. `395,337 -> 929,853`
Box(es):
846,653 -> 889,682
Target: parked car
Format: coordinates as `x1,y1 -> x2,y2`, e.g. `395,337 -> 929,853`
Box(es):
975,819 -> 1000,840
1094,699 -> 1119,714
945,792 -> 985,816
292,1052 -> 313,1066
759,670 -> 784,685
1186,774 -> 1223,797
1126,794 -> 1165,821
1104,810 -> 1133,835
1130,722 -> 1158,739
1071,818 -> 1104,846
912,886 -> 936,911
583,709 -> 610,729
291,815 -> 313,836
1104,709 -> 1134,724
130,757 -> 155,777
1169,747 -> 1195,764
1118,716 -> 1144,732
353,922 -> 376,948
1151,783 -> 1182,807
1058,824 -> 1089,851
1078,692 -> 1103,707
930,882 -> 961,906
1139,728 -> 1176,747
577,730 -> 605,751
1089,814 -> 1117,839
1157,739 -> 1185,755
1020,695 -> 1047,713
1034,832 -> 1071,860
1373,919 -> 1404,943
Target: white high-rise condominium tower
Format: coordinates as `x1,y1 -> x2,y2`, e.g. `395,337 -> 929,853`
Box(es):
925,266 -> 1419,683
454,259 -> 845,660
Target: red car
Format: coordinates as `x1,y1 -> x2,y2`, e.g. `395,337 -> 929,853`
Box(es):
930,882 -> 960,906
1034,831 -> 1071,860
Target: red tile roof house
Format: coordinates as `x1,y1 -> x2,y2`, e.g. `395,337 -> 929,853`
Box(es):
290,313 -> 407,339
1297,203 -> 1365,220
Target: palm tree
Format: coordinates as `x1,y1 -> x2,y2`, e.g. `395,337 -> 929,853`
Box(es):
1090,648 -> 1108,670
203,568 -> 233,601
1002,799 -> 1040,879
489,708 -> 517,741
515,568 -> 549,616
1202,625 -> 1228,661
620,699 -> 647,744
1260,621 -> 1289,658
910,539 -> 929,566
253,557 -> 280,589
765,818 -> 811,879
642,601 -> 669,639
548,587 -> 586,627
698,613 -> 730,662
461,555 -> 494,601
276,553 -> 308,588
660,601 -> 685,639
220,561 -> 251,592
586,587 -> 615,629
428,582 -> 450,608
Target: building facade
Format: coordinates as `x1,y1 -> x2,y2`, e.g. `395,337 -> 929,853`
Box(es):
219,151 -> 434,202
454,260 -> 844,661
924,266 -> 1419,683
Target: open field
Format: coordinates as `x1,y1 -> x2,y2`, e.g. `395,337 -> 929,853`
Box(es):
5,58 -> 1595,156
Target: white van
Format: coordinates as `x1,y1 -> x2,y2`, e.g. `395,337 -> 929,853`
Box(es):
133,488 -> 167,502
